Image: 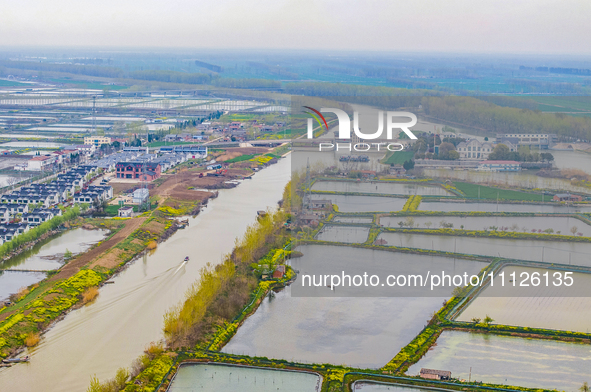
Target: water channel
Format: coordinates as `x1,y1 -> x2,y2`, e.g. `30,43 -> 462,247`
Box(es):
0,158 -> 290,392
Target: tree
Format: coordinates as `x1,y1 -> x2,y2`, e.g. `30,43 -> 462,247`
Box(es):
571,226 -> 578,235
489,144 -> 511,160
438,142 -> 456,159
403,160 -> 415,171
580,382 -> 590,392
540,152 -> 555,162
482,315 -> 494,326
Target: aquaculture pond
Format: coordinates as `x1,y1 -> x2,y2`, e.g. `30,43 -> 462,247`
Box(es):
354,383 -> 446,391
380,215 -> 591,236
377,232 -> 591,266
315,225 -> 370,243
1,228 -> 107,271
418,200 -> 591,213
457,265 -> 591,333
222,245 -> 486,368
312,180 -> 452,196
0,270 -> 46,301
167,363 -> 322,392
407,331 -> 591,392
310,195 -> 406,213
333,216 -> 373,224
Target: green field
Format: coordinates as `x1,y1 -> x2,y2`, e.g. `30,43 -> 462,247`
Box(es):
383,150 -> 414,165
104,204 -> 140,216
453,181 -> 552,201
224,154 -> 257,163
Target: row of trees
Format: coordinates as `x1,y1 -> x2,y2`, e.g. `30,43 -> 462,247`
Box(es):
0,206 -> 80,259
489,144 -> 555,162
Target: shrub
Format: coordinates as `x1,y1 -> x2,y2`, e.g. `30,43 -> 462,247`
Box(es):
24,332 -> 40,347
82,286 -> 100,304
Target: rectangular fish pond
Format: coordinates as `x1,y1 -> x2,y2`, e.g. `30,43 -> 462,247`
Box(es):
456,265 -> 591,333
377,231 -> 591,267
407,330 -> 591,392
222,244 -> 487,368
315,225 -> 370,243
381,215 -> 591,237
418,201 -> 591,214
311,195 -> 406,213
167,363 -> 321,392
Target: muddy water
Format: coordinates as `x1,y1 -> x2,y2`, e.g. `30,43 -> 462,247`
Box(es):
407,330 -> 591,392
0,158 -> 290,392
1,228 -> 107,271
0,271 -> 46,301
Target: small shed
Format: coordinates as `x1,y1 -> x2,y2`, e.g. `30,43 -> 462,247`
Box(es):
553,193 -> 582,202
309,200 -> 332,210
273,265 -> 286,279
118,206 -> 134,218
419,368 -> 451,380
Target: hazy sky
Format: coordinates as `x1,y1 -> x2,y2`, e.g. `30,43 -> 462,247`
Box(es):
1,0 -> 590,54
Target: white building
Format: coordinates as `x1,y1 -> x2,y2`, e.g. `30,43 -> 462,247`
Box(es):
478,160 -> 521,172
84,136 -> 112,147
456,139 -> 495,160
132,188 -> 149,205
26,155 -> 57,171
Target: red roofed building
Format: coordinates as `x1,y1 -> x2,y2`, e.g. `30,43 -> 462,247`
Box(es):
272,265 -> 286,279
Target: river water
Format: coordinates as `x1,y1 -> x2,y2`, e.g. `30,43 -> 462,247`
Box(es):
0,158 -> 290,392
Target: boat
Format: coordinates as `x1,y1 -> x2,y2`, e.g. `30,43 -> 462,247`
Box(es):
2,356 -> 29,364
184,256 -> 189,262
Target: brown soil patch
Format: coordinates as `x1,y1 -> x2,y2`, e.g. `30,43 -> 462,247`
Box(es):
52,217 -> 146,281
216,151 -> 242,161
143,220 -> 166,235
111,182 -> 133,196
43,292 -> 60,302
90,248 -> 124,270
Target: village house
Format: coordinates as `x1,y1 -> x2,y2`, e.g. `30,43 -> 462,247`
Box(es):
456,139 -> 496,160
273,265 -> 286,279
25,155 -> 58,171
308,200 -> 333,210
115,161 -> 162,181
419,368 -> 451,381
118,206 -> 134,218
553,193 -> 583,202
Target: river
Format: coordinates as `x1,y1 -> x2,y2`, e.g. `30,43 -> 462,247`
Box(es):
0,157 -> 290,392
